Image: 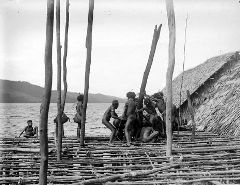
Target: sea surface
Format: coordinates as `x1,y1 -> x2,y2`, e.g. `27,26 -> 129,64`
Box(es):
0,103 -> 124,138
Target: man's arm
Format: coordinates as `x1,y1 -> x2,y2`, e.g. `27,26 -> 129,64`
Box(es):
122,102 -> 128,118
19,127 -> 26,137
111,107 -> 120,120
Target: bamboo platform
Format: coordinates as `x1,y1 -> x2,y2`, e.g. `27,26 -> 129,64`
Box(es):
1,131 -> 240,184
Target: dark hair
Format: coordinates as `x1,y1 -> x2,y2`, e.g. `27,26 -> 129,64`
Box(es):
126,92 -> 136,99
27,120 -> 32,123
152,91 -> 164,99
77,94 -> 84,101
112,100 -> 119,105
144,98 -> 151,105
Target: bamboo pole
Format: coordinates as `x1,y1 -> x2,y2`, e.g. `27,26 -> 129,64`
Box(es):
61,0 -> 70,112
39,0 -> 54,184
138,24 -> 162,110
186,90 -> 196,141
56,0 -> 62,161
178,15 -> 188,132
77,163 -> 180,185
165,0 -> 176,157
80,0 -> 94,147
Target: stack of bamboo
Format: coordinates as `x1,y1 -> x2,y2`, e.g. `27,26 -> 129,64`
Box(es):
1,131 -> 240,184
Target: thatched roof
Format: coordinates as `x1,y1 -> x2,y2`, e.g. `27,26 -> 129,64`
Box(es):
192,58 -> 240,137
163,52 -> 235,107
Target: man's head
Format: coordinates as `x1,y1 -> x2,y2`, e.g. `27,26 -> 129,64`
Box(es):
77,94 -> 84,102
144,98 -> 151,106
27,120 -> 33,126
112,100 -> 119,109
152,91 -> 164,99
126,92 -> 136,99
152,118 -> 163,133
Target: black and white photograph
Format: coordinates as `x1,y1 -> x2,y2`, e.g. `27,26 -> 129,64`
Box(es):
0,0 -> 240,184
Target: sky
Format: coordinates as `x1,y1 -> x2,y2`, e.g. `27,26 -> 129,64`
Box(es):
0,0 -> 240,98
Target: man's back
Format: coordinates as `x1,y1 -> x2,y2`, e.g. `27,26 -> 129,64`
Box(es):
126,99 -> 136,116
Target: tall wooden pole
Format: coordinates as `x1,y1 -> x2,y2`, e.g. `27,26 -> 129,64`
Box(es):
179,15 -> 188,131
61,0 -> 70,112
165,0 -> 176,157
80,0 -> 94,147
138,24 -> 162,110
56,0 -> 62,161
187,90 -> 195,141
39,0 -> 54,184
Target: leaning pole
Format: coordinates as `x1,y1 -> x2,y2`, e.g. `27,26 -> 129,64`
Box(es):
138,25 -> 162,110
165,0 -> 176,157
39,0 -> 54,184
80,0 -> 95,147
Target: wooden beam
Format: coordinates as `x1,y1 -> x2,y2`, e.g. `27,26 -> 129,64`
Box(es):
186,90 -> 196,141
138,25 -> 162,110
56,0 -> 62,161
165,0 -> 176,157
39,0 -> 54,184
61,0 -> 70,112
78,163 -> 180,185
80,0 -> 94,147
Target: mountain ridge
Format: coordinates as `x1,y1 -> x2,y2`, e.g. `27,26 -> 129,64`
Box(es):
0,79 -> 125,103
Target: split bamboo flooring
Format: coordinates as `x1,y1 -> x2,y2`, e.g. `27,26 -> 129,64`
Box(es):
1,131 -> 240,184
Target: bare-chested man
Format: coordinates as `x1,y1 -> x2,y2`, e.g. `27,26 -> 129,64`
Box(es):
122,92 -> 137,146
152,92 -> 179,132
140,127 -> 159,143
102,100 -> 121,145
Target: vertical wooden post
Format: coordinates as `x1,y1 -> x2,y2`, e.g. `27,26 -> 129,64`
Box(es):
80,0 -> 94,147
39,0 -> 54,184
187,90 -> 195,141
138,24 -> 162,110
35,126 -> 39,139
165,0 -> 176,157
56,0 -> 62,161
61,0 -> 70,112
178,15 -> 188,132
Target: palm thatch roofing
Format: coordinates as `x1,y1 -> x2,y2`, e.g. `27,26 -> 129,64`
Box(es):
192,57 -> 240,137
162,52 -> 235,107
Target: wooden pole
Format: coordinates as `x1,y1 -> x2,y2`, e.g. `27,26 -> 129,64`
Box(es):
39,0 -> 54,184
178,15 -> 188,132
138,25 -> 162,110
186,90 -> 195,141
165,0 -> 176,157
61,0 -> 70,112
80,0 -> 94,147
56,0 -> 62,161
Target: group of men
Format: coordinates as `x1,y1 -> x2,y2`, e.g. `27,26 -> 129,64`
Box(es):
19,92 -> 180,145
102,91 -> 180,146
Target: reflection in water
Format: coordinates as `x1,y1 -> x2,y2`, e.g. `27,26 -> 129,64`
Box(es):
0,103 -> 124,138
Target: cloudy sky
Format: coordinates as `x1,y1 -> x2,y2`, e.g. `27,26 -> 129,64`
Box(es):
0,0 -> 239,98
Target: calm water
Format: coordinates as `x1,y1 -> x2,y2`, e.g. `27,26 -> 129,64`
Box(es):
0,103 -> 124,138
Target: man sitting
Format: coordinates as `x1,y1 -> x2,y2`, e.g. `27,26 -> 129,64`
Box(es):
19,120 -> 37,138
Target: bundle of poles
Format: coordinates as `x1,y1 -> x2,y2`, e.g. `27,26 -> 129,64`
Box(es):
39,0 -> 179,184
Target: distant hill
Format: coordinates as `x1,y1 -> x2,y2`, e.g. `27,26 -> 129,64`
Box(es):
0,79 -> 125,103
